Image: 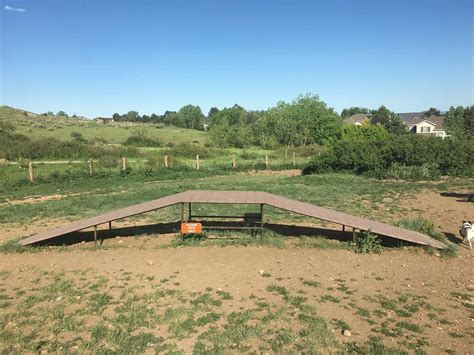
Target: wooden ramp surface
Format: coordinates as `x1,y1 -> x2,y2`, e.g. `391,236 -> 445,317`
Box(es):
20,190 -> 446,249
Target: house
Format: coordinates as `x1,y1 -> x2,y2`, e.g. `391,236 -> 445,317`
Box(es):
404,115 -> 448,138
343,113 -> 370,126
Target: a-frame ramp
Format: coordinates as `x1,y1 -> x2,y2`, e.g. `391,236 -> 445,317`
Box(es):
19,190 -> 446,249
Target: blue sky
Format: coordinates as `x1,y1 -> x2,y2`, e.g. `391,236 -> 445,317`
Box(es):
1,0 -> 473,117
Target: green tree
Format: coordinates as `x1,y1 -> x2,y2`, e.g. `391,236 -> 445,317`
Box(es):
463,106 -> 474,139
445,106 -> 466,139
56,110 -> 68,117
340,124 -> 389,142
371,105 -> 406,134
125,111 -> 140,122
423,107 -> 441,117
177,105 -> 204,129
341,107 -> 369,118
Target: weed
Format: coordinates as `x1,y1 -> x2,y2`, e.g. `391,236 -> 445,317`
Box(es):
354,231 -> 382,254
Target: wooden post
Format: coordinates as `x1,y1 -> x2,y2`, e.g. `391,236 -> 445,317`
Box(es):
260,203 -> 264,235
122,157 -> 127,171
164,155 -> 168,168
93,225 -> 98,246
265,155 -> 269,169
352,228 -> 356,242
88,159 -> 94,175
196,155 -> 200,170
292,152 -> 296,167
109,221 -> 112,230
188,203 -> 192,221
342,225 -> 345,232
232,155 -> 236,169
181,203 -> 185,240
28,161 -> 35,183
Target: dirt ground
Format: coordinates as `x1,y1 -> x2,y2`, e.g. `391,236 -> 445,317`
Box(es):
1,187 -> 473,353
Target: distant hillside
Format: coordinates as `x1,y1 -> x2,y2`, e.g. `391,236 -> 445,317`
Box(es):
0,105 -> 208,146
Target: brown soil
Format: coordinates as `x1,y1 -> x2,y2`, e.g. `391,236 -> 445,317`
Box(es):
1,245 -> 473,353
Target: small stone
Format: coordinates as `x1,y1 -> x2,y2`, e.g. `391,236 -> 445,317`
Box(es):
259,270 -> 265,275
76,296 -> 81,300
56,296 -> 63,302
343,330 -> 352,337
147,260 -> 154,266
118,240 -> 123,244
435,253 -> 440,257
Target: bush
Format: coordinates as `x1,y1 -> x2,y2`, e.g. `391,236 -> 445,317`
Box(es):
354,231 -> 382,254
303,135 -> 474,178
124,132 -> 162,147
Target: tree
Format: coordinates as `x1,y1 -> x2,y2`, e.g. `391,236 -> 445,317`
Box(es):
445,106 -> 466,139
463,106 -> 474,139
125,111 -> 140,122
341,107 -> 369,118
260,94 -> 342,146
112,113 -> 121,121
208,107 -> 219,118
423,107 -> 441,117
371,105 -> 406,134
177,105 -> 204,129
340,125 -> 389,142
56,111 -> 68,117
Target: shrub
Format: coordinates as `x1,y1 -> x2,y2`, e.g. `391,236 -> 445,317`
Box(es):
354,231 -> 382,254
124,132 -> 162,147
70,131 -> 86,143
303,135 -> 474,178
395,218 -> 445,241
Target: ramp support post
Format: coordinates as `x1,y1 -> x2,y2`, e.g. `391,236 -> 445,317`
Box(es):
94,225 -> 98,246
352,228 -> 356,242
181,203 -> 184,240
342,225 -> 345,232
260,203 -> 264,235
188,203 -> 192,221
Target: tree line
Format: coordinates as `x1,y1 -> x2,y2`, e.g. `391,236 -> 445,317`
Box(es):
48,94 -> 473,148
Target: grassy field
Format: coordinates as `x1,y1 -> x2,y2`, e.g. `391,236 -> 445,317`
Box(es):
0,106 -> 209,146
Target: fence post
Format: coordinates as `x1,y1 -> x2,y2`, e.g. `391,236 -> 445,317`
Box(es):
164,155 -> 168,168
265,154 -> 269,169
292,152 -> 296,167
88,159 -> 94,175
196,155 -> 200,170
122,157 -> 127,171
28,161 -> 35,183
232,155 -> 236,169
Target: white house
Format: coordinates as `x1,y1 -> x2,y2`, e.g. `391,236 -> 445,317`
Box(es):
405,115 -> 448,138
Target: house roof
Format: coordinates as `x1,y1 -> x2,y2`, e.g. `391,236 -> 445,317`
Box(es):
405,115 -> 446,129
344,113 -> 369,125
397,112 -> 424,122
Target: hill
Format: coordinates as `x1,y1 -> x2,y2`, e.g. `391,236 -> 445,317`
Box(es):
0,106 -> 208,146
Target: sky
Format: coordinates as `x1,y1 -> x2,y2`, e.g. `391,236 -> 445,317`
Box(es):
0,0 -> 473,118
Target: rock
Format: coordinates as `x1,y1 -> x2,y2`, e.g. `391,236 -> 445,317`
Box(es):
259,270 -> 265,275
76,296 -> 81,300
55,296 -> 63,302
147,260 -> 154,266
343,330 -> 352,337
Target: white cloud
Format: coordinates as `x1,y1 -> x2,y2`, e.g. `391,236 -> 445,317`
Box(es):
5,5 -> 27,12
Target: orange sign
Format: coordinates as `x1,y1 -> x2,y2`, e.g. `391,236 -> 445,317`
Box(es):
181,222 -> 203,234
